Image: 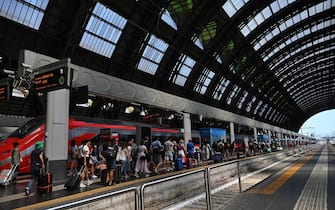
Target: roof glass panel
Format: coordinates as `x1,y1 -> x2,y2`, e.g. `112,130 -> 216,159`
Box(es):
79,3 -> 127,58
270,1 -> 280,13
213,77 -> 230,100
194,68 -> 215,95
262,18 -> 335,62
161,9 -> 178,30
222,0 -> 249,17
239,0 -> 297,37
192,34 -> 204,50
167,0 -> 193,25
138,34 -> 169,75
199,21 -> 217,44
169,54 -> 195,87
215,53 -> 222,64
226,85 -> 241,105
0,0 -> 49,30
237,91 -> 248,109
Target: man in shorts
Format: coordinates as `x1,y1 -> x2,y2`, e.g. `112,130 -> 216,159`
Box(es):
164,139 -> 174,171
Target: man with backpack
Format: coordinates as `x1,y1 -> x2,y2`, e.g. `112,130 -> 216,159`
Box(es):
151,138 -> 163,174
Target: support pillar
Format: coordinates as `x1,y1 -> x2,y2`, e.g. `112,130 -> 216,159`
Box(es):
183,113 -> 192,145
230,122 -> 235,143
45,88 -> 70,181
253,127 -> 257,142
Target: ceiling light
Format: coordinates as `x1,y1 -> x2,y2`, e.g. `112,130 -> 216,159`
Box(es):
125,106 -> 135,114
139,105 -> 146,116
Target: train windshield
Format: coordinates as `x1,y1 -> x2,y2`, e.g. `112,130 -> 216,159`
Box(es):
6,118 -> 44,139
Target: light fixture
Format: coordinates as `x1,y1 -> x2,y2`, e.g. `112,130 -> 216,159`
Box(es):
139,105 -> 146,116
125,105 -> 135,114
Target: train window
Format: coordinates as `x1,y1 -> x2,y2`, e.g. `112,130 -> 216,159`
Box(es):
7,119 -> 44,139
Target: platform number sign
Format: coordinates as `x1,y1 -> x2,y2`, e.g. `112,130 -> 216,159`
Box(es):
34,68 -> 68,93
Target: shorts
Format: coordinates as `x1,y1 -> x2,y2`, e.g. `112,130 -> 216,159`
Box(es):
106,159 -> 116,171
164,153 -> 173,161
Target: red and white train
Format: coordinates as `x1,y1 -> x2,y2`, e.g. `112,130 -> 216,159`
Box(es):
0,117 -> 183,174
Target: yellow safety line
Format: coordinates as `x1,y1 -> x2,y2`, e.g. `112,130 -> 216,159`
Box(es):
248,149 -> 318,195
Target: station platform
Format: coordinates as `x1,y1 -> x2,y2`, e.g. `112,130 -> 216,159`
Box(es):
0,145 -> 330,210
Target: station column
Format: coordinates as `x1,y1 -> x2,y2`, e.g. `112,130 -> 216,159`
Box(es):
253,127 -> 257,141
230,122 -> 235,143
45,88 -> 70,181
183,113 -> 192,144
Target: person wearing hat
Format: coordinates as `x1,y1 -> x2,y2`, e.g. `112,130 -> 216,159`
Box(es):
11,142 -> 21,184
25,141 -> 45,196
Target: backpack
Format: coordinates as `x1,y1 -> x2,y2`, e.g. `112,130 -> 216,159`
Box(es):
107,145 -> 118,159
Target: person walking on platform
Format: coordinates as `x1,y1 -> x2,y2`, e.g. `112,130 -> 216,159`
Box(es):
25,141 -> 45,196
101,139 -> 118,185
79,140 -> 93,188
69,140 -> 79,175
134,140 -> 151,178
129,139 -> 138,176
164,139 -> 174,171
11,142 -> 21,184
186,139 -> 195,159
151,138 -> 163,174
118,142 -> 130,180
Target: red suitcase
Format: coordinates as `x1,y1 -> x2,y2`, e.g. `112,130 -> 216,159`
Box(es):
187,158 -> 193,168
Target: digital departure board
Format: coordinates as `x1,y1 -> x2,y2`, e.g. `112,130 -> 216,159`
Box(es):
34,68 -> 68,93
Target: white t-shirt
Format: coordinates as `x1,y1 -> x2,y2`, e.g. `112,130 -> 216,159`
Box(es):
82,145 -> 90,157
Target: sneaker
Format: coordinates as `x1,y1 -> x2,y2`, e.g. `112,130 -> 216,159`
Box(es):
80,182 -> 86,188
134,173 -> 139,178
92,175 -> 98,179
87,179 -> 93,186
145,174 -> 150,178
24,187 -> 29,196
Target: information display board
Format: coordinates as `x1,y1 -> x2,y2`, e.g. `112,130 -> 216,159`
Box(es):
34,67 -> 68,93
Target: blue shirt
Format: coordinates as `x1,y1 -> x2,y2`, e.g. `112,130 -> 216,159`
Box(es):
187,142 -> 194,155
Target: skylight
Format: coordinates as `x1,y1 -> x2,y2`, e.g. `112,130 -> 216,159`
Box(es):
194,68 -> 215,95
169,54 -> 195,87
239,0 -> 297,37
79,3 -> 127,58
253,1 -> 333,51
161,9 -> 178,30
222,0 -> 250,18
212,77 -> 230,100
138,34 -> 169,75
262,18 -> 335,62
192,34 -> 204,50
0,0 -> 49,30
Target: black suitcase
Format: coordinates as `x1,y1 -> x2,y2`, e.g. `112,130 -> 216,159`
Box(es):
114,164 -> 121,184
64,166 -> 84,191
100,169 -> 108,185
37,172 -> 52,194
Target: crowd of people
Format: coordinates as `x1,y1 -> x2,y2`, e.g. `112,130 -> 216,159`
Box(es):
68,137 -> 217,187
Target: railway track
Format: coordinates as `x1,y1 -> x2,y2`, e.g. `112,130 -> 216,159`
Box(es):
166,154 -> 302,210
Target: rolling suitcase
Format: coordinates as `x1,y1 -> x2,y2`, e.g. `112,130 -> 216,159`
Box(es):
100,169 -> 108,185
0,164 -> 18,186
37,172 -> 52,194
114,164 -> 121,184
175,158 -> 183,171
187,158 -> 193,168
214,152 -> 222,163
64,166 -> 84,191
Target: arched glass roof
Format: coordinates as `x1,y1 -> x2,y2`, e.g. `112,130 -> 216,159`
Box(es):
0,0 -> 334,131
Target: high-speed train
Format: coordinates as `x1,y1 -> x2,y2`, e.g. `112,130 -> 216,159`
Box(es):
0,117 -> 184,174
